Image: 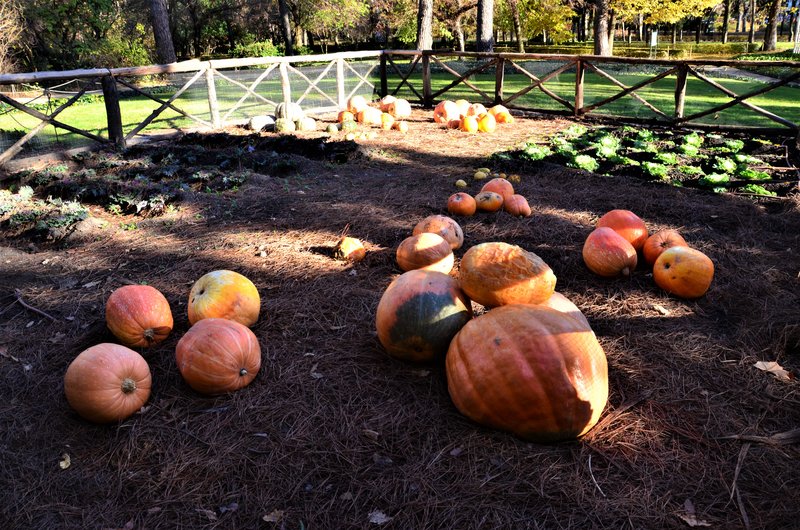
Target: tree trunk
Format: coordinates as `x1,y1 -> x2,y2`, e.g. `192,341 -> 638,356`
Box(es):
508,0 -> 524,52
149,0 -> 176,63
638,14 -> 644,41
722,0 -> 730,43
695,17 -> 702,44
278,0 -> 294,55
416,0 -> 434,50
794,6 -> 800,53
748,0 -> 756,44
593,0 -> 611,55
455,16 -> 466,52
672,24 -> 677,44
607,10 -> 615,54
763,0 -> 781,51
476,0 -> 494,52
736,0 -> 743,32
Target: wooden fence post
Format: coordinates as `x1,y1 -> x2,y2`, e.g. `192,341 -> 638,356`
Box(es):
674,63 -> 688,121
279,62 -> 291,105
574,58 -> 584,118
380,53 -> 388,98
101,75 -> 125,148
422,52 -> 432,108
205,66 -> 221,128
494,56 -> 505,105
336,58 -> 346,109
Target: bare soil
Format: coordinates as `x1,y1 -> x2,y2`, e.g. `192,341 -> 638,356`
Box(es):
1,109 -> 799,529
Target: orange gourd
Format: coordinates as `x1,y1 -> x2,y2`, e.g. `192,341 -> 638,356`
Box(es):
487,104 -> 509,117
337,110 -> 355,123
596,209 -> 649,251
465,103 -> 487,117
494,111 -> 514,124
504,194 -> 531,217
393,121 -> 409,133
396,232 -> 454,274
334,236 -> 366,261
188,270 -> 260,327
653,246 -> 714,298
582,227 -> 638,277
380,112 -> 395,130
347,95 -> 368,114
481,177 -> 515,202
433,100 -> 459,124
412,214 -> 464,250
357,107 -> 382,126
460,116 -> 479,133
388,98 -> 411,118
105,285 -> 173,347
477,112 -> 497,133
643,229 -> 688,266
447,193 -> 477,217
459,242 -> 557,307
175,318 -> 261,395
375,270 -> 472,362
537,292 -> 592,330
64,343 -> 152,423
446,305 -> 608,442
474,190 -> 504,212
379,95 -> 397,112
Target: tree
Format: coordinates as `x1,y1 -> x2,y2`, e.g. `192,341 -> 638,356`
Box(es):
496,0 -> 576,47
0,1 -> 24,73
763,0 -> 782,51
476,0 -> 494,51
278,0 -> 294,55
594,0 -> 611,55
722,0 -> 731,43
417,0 -> 434,49
149,0 -> 177,63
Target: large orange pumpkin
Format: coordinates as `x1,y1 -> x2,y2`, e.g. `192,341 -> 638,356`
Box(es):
481,178 -> 515,202
459,242 -> 557,307
474,191 -> 504,212
105,285 -> 173,348
433,100 -> 459,124
175,318 -> 261,395
375,270 -> 472,362
188,270 -> 260,327
347,95 -> 368,114
388,98 -> 412,118
582,227 -> 638,277
64,343 -> 152,423
357,106 -> 382,126
396,232 -> 454,273
446,305 -> 608,442
653,246 -> 714,298
596,209 -> 649,251
447,193 -> 477,217
538,291 -> 591,330
412,214 -> 464,250
379,95 -> 397,112
643,229 -> 688,266
504,194 -> 532,217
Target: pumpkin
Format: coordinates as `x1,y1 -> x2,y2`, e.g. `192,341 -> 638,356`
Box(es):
341,119 -> 358,133
459,116 -> 479,133
326,123 -> 339,134
295,117 -> 317,131
396,232 -> 454,274
454,99 -> 471,116
582,227 -> 638,277
375,270 -> 472,362
175,318 -> 261,395
412,214 -> 464,250
446,305 -> 608,442
538,291 -> 591,330
447,119 -> 461,130
188,270 -> 260,327
433,100 -> 459,124
393,121 -> 409,133
274,118 -> 296,133
481,177 -> 515,202
357,106 -> 382,126
388,98 -> 412,118
477,112 -> 497,133
64,343 -> 152,423
459,242 -> 557,307
488,104 -> 509,117
338,110 -> 355,123
347,95 -> 368,114
643,229 -> 688,266
596,209 -> 649,251
474,190 -> 504,212
494,111 -> 514,124
334,236 -> 366,261
105,285 -> 173,348
379,95 -> 397,112
275,102 -> 304,121
504,194 -> 532,217
380,112 -> 395,130
465,103 -> 488,117
447,192 -> 477,217
653,246 -> 714,298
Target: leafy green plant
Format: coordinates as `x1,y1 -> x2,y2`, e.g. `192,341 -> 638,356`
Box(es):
712,158 -> 738,174
737,168 -> 771,181
655,152 -> 679,165
740,184 -> 777,196
699,173 -> 730,187
642,161 -> 669,180
679,166 -> 705,176
520,143 -> 552,161
567,154 -> 599,172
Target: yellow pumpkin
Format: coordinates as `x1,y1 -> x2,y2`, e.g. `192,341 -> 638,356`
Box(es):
188,270 -> 260,327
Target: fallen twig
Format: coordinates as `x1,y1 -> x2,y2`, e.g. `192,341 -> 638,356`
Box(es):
588,453 -> 606,497
13,289 -> 58,321
718,428 -> 800,445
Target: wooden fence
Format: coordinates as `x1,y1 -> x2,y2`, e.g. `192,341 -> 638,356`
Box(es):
1,49 -> 800,167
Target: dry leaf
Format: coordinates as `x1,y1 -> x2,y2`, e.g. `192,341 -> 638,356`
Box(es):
195,508 -> 217,521
753,361 -> 794,382
310,363 -> 323,379
449,447 -> 464,457
676,513 -> 712,527
59,453 -> 71,470
368,510 -> 393,525
362,429 -> 380,441
262,509 -> 284,523
82,281 -> 101,288
652,304 -> 671,316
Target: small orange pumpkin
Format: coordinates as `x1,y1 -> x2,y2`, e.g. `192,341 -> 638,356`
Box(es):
188,270 -> 260,327
643,229 -> 688,266
357,106 -> 382,126
396,232 -> 454,273
337,110 -> 355,123
481,177 -> 515,202
105,285 -> 173,347
504,194 -> 531,217
393,121 -> 409,133
465,103 -> 488,117
477,112 -> 497,133
347,95 -> 368,114
64,343 -> 152,423
653,246 -> 714,298
583,227 -> 638,277
379,95 -> 397,112
596,209 -> 649,251
175,318 -> 262,395
460,115 -> 479,133
454,99 -> 471,116
334,236 -> 366,261
380,112 -> 395,130
375,270 -> 472,362
487,104 -> 509,117
474,190 -> 504,212
412,214 -> 464,250
459,242 -> 557,307
433,100 -> 459,124
494,111 -> 514,124
388,98 -> 412,118
447,193 -> 477,217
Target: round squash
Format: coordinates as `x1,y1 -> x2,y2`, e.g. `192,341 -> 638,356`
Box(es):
494,111 -> 514,124
583,227 -> 638,278
379,95 -> 397,112
477,112 -> 497,133
454,99 -> 471,116
504,194 -> 532,217
295,117 -> 317,131
447,192 -> 477,217
357,106 -> 382,126
596,209 -> 648,251
175,318 -> 261,395
459,116 -> 479,133
275,102 -> 304,121
388,98 -> 412,118
396,232 -> 454,274
446,305 -> 608,442
380,112 -> 395,130
274,118 -> 296,133
465,103 -> 488,117
433,100 -> 459,124
375,270 -> 472,362
106,285 -> 173,347
393,121 -> 409,133
538,291 -> 591,330
334,236 -> 366,261
412,214 -> 464,250
347,95 -> 368,114
337,110 -> 355,123
481,177 -> 515,202
64,343 -> 152,423
643,229 -> 688,266
488,104 -> 509,117
474,190 -> 504,212
653,246 -> 714,298
188,270 -> 260,327
459,242 -> 557,307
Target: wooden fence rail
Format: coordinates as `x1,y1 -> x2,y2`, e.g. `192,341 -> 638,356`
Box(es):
1,49 -> 800,167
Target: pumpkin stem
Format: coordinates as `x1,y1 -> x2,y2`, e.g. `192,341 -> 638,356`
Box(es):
239,368 -> 248,377
621,267 -> 631,276
120,378 -> 137,394
143,328 -> 155,342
